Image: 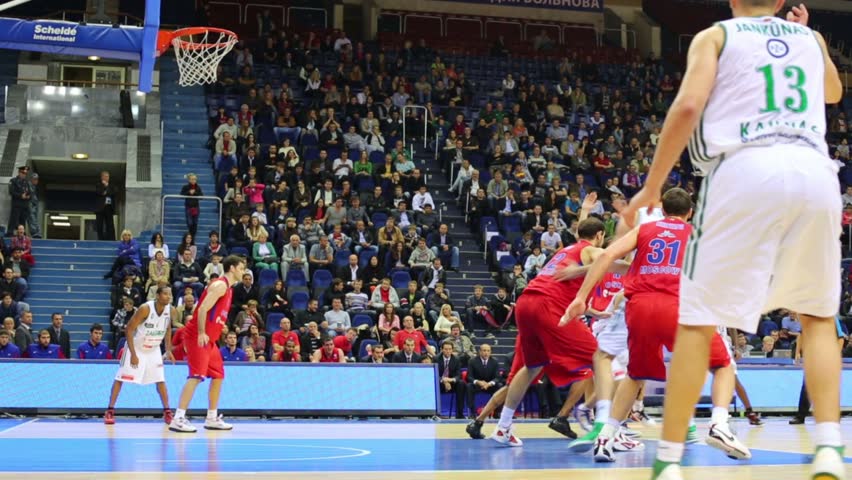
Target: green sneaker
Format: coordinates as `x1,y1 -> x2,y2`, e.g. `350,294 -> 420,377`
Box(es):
651,460 -> 683,480
685,424 -> 699,444
811,445 -> 845,480
568,422 -> 604,453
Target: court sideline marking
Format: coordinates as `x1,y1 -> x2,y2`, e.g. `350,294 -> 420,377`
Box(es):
0,419 -> 37,435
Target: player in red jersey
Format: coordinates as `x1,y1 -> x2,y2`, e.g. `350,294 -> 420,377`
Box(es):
564,188 -> 746,462
490,215 -> 617,447
465,327 -> 591,440
169,254 -> 246,433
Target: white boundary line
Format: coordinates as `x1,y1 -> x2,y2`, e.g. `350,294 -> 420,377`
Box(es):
0,418 -> 37,436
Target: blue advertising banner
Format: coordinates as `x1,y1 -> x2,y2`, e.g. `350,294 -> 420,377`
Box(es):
439,0 -> 604,12
0,360 -> 439,415
0,19 -> 145,61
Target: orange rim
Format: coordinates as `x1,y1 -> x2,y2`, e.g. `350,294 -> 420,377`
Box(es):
156,27 -> 238,55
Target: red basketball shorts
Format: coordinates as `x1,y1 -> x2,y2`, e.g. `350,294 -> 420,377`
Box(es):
506,333 -> 545,385
514,291 -> 596,388
626,293 -> 730,381
185,340 -> 225,380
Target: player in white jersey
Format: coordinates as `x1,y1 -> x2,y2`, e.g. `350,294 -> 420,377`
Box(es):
621,2 -> 845,479
716,326 -> 763,425
104,286 -> 176,425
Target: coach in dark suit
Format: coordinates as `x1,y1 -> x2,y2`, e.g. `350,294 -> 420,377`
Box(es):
391,338 -> 422,364
466,343 -> 502,413
94,171 -> 117,240
437,340 -> 466,419
47,312 -> 71,359
14,311 -> 33,353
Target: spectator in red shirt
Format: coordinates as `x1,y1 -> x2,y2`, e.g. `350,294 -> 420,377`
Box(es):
279,340 -> 300,362
271,317 -> 300,361
171,327 -> 188,361
332,327 -> 358,361
395,316 -> 433,356
311,337 -> 345,363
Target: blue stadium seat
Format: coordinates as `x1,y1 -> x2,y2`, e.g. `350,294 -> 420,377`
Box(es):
258,269 -> 279,289
369,150 -> 385,164
502,215 -> 521,233
285,269 -> 307,288
312,269 -> 333,289
358,249 -> 377,268
230,246 -> 249,257
372,212 -> 388,229
352,314 -> 373,329
290,291 -> 309,311
359,339 -> 378,360
391,270 -> 412,289
334,250 -> 350,269
498,255 -> 517,272
266,312 -> 285,332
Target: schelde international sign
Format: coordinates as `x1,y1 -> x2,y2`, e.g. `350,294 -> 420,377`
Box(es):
442,0 -> 603,12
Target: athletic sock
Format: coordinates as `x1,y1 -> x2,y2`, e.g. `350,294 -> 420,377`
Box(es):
206,409 -> 218,420
633,399 -> 644,412
497,406 -> 515,430
689,417 -> 696,428
651,459 -> 678,480
711,406 -> 729,426
175,408 -> 186,420
595,400 -> 612,425
656,440 -> 685,463
814,422 -> 843,447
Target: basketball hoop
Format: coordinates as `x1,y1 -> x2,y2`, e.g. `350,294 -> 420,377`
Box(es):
157,27 -> 238,87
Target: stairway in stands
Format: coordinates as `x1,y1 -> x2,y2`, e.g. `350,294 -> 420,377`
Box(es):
28,239 -> 114,347
0,50 -> 19,123
416,148 -> 516,359
156,58 -> 219,247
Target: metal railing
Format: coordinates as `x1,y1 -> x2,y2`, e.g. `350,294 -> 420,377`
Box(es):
160,194 -> 223,237
402,105 -> 429,150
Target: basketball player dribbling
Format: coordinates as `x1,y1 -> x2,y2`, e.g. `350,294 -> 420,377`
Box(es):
621,2 -> 845,477
565,188 -> 745,463
105,285 -> 176,425
169,255 -> 246,433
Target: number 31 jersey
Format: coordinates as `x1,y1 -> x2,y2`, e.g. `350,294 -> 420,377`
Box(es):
624,218 -> 692,300
691,16 -> 827,175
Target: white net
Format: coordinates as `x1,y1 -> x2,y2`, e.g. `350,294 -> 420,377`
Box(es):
171,29 -> 238,87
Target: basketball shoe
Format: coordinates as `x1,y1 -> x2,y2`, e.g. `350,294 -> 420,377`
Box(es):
490,426 -> 523,447
706,422 -> 751,459
811,446 -> 845,480
204,415 -> 233,430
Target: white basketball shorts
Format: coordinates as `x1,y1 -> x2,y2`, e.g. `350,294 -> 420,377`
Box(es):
680,145 -> 841,333
115,347 -> 165,385
593,308 -> 629,382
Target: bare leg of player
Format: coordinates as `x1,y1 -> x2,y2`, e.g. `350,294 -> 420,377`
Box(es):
800,315 -> 845,479
573,375 -> 597,432
203,378 -> 232,430
170,378 -> 202,432
476,386 -> 508,423
652,325 -> 717,478
156,382 -> 173,424
569,350 -> 615,450
490,365 -> 542,447
104,380 -> 123,425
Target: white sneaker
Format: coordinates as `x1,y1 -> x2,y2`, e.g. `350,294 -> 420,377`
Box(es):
593,436 -> 615,462
168,416 -> 197,433
489,426 -> 523,447
811,446 -> 846,480
573,405 -> 595,432
706,422 -> 751,460
613,429 -> 645,452
203,415 -> 233,431
620,423 -> 642,438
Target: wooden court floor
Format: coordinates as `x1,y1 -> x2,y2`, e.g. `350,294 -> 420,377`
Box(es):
0,418 -> 847,479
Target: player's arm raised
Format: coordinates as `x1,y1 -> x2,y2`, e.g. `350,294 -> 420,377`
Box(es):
194,281 -> 228,347
622,26 -> 722,224
561,227 -> 640,326
124,303 -> 150,367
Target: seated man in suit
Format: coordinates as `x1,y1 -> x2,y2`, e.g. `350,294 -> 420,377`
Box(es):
437,340 -> 466,419
466,343 -> 502,414
361,342 -> 386,363
392,337 -> 422,364
47,312 -> 71,359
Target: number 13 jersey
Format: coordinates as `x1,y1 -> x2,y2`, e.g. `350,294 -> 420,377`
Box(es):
691,16 -> 827,175
624,218 -> 692,299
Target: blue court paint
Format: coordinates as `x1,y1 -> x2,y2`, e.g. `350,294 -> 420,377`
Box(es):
0,430 -> 847,473
0,418 -> 33,434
